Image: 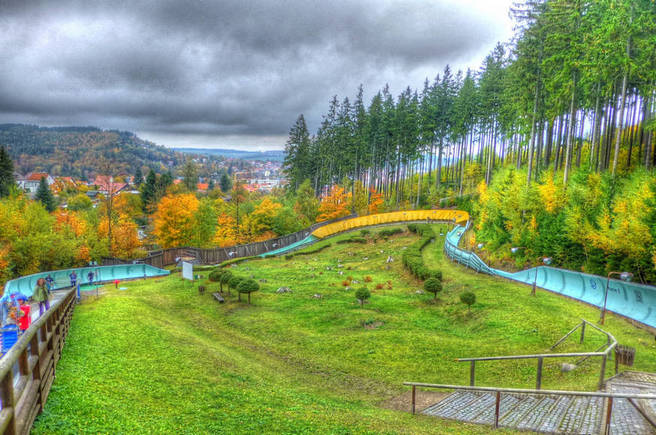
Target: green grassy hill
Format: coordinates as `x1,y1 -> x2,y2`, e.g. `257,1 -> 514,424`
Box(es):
33,226 -> 656,434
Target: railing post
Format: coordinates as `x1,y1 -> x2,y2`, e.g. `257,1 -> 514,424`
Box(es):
605,397 -> 613,435
411,385 -> 416,415
1,373 -> 17,435
580,321 -> 586,344
536,357 -> 543,390
599,354 -> 608,390
470,361 -> 475,386
494,391 -> 501,428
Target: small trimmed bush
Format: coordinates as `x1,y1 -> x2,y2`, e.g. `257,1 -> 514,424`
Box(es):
375,283 -> 384,290
237,278 -> 260,304
219,270 -> 233,293
460,292 -> 476,310
355,287 -> 371,307
208,268 -> 224,282
364,276 -> 372,282
424,277 -> 443,299
360,229 -> 370,236
227,275 -> 244,295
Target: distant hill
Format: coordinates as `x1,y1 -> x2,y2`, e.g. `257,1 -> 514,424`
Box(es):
174,147 -> 285,162
0,124 -> 183,179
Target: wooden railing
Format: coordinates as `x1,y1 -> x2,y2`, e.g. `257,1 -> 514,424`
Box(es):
0,288 -> 76,435
457,320 -> 617,390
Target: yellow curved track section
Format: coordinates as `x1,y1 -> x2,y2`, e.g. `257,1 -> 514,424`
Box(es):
311,210 -> 469,239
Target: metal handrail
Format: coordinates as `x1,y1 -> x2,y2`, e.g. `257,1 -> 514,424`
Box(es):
456,320 -> 617,390
403,382 -> 656,399
404,382 -> 656,432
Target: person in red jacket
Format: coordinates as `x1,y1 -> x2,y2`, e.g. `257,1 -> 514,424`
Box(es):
16,295 -> 31,333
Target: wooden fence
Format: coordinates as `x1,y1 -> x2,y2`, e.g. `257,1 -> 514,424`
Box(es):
103,214 -> 356,268
0,288 -> 76,434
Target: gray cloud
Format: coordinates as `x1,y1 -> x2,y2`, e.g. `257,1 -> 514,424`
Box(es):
0,0 -> 513,148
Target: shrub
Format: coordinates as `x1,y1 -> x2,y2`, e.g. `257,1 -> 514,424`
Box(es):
227,275 -> 244,294
364,276 -> 372,282
342,280 -> 350,287
424,277 -> 443,299
360,229 -> 370,236
237,279 -> 260,304
355,287 -> 371,307
219,270 -> 233,293
284,243 -> 332,260
378,227 -> 403,238
460,292 -> 476,310
401,224 -> 441,281
375,283 -> 384,290
208,268 -> 224,282
336,237 -> 367,245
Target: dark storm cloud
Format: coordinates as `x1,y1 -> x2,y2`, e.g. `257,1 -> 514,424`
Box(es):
0,0 -> 510,147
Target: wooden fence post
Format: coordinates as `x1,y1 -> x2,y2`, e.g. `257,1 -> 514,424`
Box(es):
470,361 -> 476,386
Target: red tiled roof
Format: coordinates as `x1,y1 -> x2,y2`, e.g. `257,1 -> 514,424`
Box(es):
26,172 -> 50,181
197,183 -> 209,191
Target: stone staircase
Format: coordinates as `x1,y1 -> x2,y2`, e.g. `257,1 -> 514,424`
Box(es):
421,372 -> 656,434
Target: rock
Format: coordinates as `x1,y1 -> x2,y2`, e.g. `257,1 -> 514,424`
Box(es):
338,271 -> 344,275
362,257 -> 369,261
561,363 -> 577,373
259,279 -> 268,283
337,264 -> 344,268
326,267 -> 332,270
345,286 -> 351,291
386,256 -> 394,263
415,290 -> 425,294
313,293 -> 322,299
276,287 -> 292,294
352,280 -> 360,284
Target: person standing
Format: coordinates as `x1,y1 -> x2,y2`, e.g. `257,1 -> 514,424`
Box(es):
69,271 -> 77,287
17,295 -> 31,333
87,270 -> 94,284
34,278 -> 50,316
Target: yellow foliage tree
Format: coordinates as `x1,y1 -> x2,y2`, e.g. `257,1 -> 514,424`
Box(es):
317,185 -> 351,222
368,188 -> 384,214
153,193 -> 200,248
213,213 -> 238,247
249,198 -> 282,235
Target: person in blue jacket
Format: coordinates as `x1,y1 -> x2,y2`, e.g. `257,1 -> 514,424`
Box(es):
69,271 -> 77,287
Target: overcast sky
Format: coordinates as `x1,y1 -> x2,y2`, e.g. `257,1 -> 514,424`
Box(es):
0,0 -> 514,150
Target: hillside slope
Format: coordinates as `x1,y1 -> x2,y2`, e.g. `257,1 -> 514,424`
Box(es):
0,124 -> 182,178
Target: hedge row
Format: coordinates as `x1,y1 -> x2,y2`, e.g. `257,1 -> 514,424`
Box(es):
402,224 -> 442,281
284,243 -> 332,260
378,227 -> 403,238
336,236 -> 368,245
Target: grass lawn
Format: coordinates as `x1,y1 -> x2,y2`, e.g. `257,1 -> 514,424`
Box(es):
33,226 -> 656,434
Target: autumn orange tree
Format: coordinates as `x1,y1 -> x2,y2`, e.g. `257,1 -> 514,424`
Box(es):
153,193 -> 200,248
317,185 -> 351,222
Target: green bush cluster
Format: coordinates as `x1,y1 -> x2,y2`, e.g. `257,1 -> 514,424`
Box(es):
378,227 -> 403,238
402,224 -> 442,280
336,237 -> 367,245
208,268 -> 223,282
284,243 -> 332,260
359,229 -> 370,236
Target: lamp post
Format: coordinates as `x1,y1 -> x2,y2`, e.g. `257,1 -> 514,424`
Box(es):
600,271 -> 633,325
